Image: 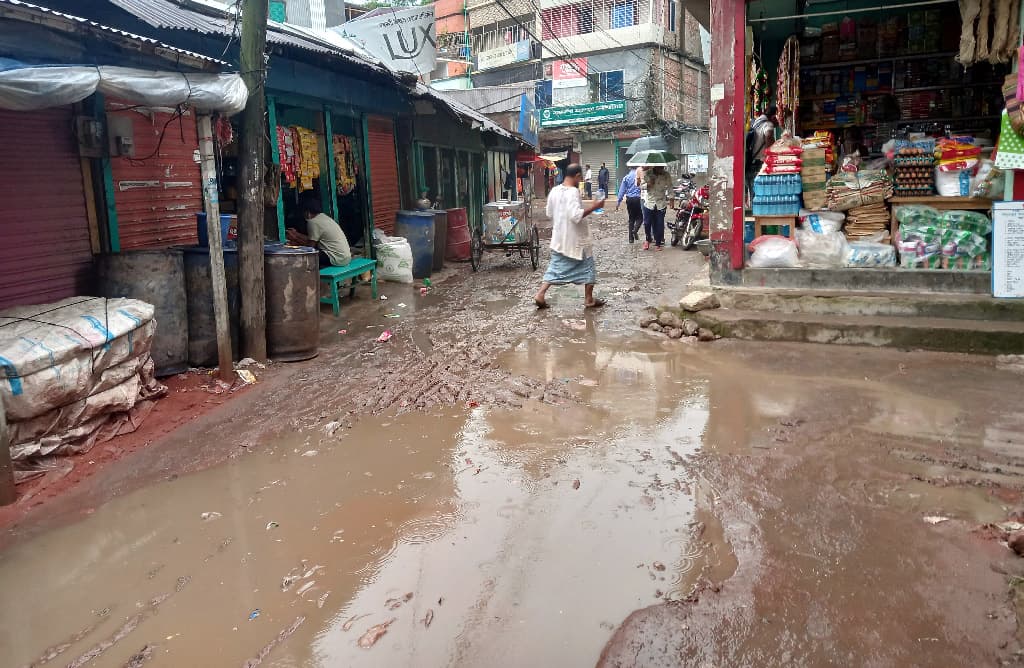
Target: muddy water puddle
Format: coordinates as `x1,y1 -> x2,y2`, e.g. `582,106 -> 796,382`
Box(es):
0,334 -> 721,668
4,332 -> 1023,667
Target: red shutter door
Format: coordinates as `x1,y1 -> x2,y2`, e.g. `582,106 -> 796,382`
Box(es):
0,107 -> 93,310
107,103 -> 203,250
367,115 -> 400,235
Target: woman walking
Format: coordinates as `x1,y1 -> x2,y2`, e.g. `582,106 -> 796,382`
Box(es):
640,166 -> 672,250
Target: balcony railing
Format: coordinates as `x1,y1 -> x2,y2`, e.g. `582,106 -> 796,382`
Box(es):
437,30 -> 473,62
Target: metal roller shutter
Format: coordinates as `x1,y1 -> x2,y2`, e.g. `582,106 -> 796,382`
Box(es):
107,102 -> 202,250
0,107 -> 93,309
367,115 -> 400,235
580,139 -> 618,194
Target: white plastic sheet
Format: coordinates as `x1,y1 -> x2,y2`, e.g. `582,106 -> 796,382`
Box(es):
0,65 -> 247,113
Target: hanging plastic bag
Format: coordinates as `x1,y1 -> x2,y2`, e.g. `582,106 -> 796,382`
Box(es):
748,235 -> 799,268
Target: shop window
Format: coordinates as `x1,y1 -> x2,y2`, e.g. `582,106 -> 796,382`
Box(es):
535,79 -> 552,109
578,5 -> 594,34
599,70 -> 625,101
611,0 -> 638,29
542,6 -> 579,39
668,1 -> 677,32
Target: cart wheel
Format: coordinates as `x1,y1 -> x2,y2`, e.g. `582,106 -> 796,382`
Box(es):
529,226 -> 540,270
470,229 -> 483,272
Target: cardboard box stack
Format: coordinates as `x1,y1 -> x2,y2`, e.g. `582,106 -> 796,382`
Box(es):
801,147 -> 828,210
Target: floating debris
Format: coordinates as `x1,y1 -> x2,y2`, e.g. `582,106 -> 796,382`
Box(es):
357,618 -> 396,648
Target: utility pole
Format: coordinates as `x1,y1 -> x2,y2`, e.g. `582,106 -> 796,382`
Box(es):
238,0 -> 270,361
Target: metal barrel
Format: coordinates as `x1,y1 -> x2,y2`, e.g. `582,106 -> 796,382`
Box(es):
182,245 -> 240,368
264,244 -> 319,362
432,210 -> 448,272
445,207 -> 470,261
394,211 -> 435,279
94,249 -> 188,376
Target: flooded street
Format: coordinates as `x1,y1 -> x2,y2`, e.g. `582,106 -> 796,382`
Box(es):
4,211 -> 1024,666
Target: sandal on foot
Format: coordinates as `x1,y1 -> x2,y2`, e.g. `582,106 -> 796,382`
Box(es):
534,298 -> 550,309
584,298 -> 606,309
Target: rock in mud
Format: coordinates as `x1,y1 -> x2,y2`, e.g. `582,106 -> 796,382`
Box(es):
639,315 -> 657,328
667,328 -> 683,339
679,291 -> 720,312
697,328 -> 716,342
1009,531 -> 1024,556
648,323 -> 665,333
657,311 -> 683,329
682,319 -> 700,337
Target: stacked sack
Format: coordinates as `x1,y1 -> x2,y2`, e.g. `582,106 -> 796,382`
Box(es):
895,205 -> 991,270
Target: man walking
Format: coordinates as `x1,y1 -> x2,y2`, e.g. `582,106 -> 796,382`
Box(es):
598,162 -> 610,195
615,166 -> 643,243
534,164 -> 605,309
583,164 -> 593,199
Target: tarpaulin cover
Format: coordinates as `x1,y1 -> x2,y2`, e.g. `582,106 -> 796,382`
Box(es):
0,62 -> 248,113
0,297 -> 167,459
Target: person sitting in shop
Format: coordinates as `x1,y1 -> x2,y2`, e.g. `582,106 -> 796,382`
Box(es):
286,195 -> 352,267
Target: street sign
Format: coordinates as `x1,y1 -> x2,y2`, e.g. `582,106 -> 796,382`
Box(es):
539,100 -> 627,128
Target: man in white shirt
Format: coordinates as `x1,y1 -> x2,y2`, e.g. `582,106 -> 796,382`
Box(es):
286,196 -> 352,267
533,163 -> 605,309
584,164 -> 593,199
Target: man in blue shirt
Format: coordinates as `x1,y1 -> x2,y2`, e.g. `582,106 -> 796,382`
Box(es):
615,166 -> 644,243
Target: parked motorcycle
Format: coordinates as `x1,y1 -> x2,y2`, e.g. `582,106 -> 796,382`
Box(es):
670,185 -> 709,250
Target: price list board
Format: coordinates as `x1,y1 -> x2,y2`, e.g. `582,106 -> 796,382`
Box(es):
993,202 -> 1024,299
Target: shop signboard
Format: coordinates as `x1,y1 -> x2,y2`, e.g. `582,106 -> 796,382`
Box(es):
539,100 -> 627,128
518,94 -> 539,148
686,154 -> 709,173
332,6 -> 436,75
552,58 -> 588,89
477,40 -> 530,71
993,201 -> 1024,298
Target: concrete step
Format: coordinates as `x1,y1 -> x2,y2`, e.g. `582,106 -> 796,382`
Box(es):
692,309 -> 1024,355
737,267 -> 991,294
717,288 -> 1024,322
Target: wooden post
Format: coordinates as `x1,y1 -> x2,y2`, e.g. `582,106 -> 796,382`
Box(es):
238,0 -> 270,361
197,113 -> 235,383
0,393 -> 16,506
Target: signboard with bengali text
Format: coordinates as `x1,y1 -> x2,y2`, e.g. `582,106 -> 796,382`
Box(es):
539,100 -> 627,127
477,40 -> 530,71
551,58 -> 588,89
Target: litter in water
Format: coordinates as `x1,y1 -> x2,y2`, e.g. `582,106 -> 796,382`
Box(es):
924,516 -> 951,525
266,521 -> 279,530
376,330 -> 393,343
200,511 -> 222,522
423,609 -> 434,628
384,314 -> 401,318
380,295 -> 388,301
301,450 -> 318,457
248,609 -> 261,621
338,329 -> 347,335
357,618 -> 396,648
342,613 -> 371,632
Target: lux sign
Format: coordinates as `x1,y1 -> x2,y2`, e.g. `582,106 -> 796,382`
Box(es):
332,7 -> 437,75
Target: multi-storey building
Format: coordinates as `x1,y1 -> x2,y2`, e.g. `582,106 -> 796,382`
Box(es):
432,0 -> 710,191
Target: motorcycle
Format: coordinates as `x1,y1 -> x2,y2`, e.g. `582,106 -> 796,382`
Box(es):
670,185 -> 709,250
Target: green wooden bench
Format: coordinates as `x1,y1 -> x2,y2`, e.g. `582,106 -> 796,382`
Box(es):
319,258 -> 378,315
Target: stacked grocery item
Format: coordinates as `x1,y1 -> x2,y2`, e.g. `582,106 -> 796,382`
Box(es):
826,169 -> 892,211
752,140 -> 803,216
800,132 -> 833,210
845,202 -> 890,242
893,146 -> 934,196
934,138 -> 982,197
895,205 -> 991,270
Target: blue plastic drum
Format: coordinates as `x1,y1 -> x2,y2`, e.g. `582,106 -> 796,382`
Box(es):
394,211 -> 436,279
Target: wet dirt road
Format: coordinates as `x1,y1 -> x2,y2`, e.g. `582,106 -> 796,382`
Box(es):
3,209 -> 1024,667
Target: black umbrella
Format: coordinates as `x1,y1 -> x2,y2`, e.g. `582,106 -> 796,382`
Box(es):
625,135 -> 671,156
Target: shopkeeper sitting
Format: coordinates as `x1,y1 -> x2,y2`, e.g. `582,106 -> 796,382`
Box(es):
286,195 -> 351,267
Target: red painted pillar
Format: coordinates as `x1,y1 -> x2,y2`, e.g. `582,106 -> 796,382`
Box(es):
708,0 -> 746,279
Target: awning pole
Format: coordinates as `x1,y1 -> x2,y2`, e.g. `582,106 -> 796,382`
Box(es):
197,113 -> 236,383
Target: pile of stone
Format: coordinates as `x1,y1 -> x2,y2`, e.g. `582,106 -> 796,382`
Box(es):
638,291 -> 721,342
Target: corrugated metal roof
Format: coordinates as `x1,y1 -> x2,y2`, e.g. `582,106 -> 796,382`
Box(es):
441,83 -> 535,114
109,0 -> 230,33
414,82 -> 514,140
0,0 -> 227,66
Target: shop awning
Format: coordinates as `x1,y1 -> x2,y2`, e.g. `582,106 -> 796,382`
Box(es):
0,61 -> 248,113
539,151 -> 568,162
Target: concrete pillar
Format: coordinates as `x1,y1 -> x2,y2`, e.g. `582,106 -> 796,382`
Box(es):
707,0 -> 744,284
